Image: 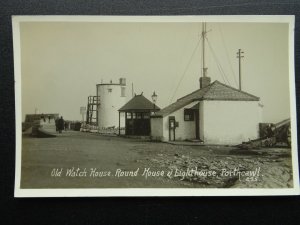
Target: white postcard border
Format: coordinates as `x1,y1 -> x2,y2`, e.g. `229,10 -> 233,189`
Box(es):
13,15 -> 299,197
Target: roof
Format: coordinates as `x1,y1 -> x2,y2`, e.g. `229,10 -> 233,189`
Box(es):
155,80 -> 260,117
119,94 -> 160,112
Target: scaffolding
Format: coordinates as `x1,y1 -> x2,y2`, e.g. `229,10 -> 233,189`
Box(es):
86,96 -> 100,125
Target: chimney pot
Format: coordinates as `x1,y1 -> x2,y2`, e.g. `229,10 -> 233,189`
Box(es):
119,78 -> 126,86
199,77 -> 211,88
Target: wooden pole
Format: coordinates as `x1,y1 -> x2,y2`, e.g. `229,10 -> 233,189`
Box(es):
237,49 -> 244,90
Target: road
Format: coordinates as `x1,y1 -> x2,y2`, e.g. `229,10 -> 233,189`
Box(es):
21,131 -> 196,188
21,131 -> 294,189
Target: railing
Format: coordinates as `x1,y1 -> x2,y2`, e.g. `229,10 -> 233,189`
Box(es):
81,124 -> 125,135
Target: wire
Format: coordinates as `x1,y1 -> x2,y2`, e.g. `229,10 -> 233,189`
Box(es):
169,37 -> 202,103
206,38 -> 230,85
218,24 -> 239,88
168,26 -> 194,103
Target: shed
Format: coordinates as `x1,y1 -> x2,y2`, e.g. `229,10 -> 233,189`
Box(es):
118,94 -> 160,136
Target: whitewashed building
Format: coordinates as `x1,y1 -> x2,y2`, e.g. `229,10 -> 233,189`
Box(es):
97,78 -> 127,129
151,23 -> 263,145
150,78 -> 262,145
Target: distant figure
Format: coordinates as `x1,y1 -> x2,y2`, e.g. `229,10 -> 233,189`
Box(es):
266,124 -> 275,138
41,113 -> 46,122
48,115 -> 51,123
64,121 -> 68,131
57,116 -> 65,133
55,118 -> 59,132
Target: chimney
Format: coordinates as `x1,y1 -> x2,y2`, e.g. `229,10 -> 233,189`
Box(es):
119,78 -> 126,86
199,77 -> 211,88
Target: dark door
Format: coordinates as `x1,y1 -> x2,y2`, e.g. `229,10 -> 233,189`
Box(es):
125,119 -> 134,135
125,112 -> 151,136
135,118 -> 150,135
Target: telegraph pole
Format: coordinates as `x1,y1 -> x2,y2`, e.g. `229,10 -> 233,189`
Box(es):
236,49 -> 244,90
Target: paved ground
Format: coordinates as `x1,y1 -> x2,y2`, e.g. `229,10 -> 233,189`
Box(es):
21,130 -> 294,189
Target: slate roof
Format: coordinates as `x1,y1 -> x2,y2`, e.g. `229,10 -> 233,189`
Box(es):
155,80 -> 259,117
119,94 -> 160,112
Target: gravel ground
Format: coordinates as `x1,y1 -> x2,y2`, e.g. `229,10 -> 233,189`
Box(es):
21,131 -> 294,189
126,141 -> 293,188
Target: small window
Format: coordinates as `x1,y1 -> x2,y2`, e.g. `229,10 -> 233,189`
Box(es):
143,113 -> 150,119
136,113 -> 142,119
184,109 -> 194,121
108,88 -> 112,93
126,112 -> 132,119
132,113 -> 136,119
121,87 -> 126,97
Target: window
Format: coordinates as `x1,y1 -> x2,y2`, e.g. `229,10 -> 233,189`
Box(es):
126,112 -> 132,119
143,113 -> 150,119
121,87 -> 126,97
108,88 -> 112,93
184,109 -> 194,121
136,113 -> 142,119
132,113 -> 136,119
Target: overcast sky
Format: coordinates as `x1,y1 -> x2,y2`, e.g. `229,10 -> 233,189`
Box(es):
20,21 -> 291,123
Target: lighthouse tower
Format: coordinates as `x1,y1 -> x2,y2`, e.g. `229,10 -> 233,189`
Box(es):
97,78 -> 127,129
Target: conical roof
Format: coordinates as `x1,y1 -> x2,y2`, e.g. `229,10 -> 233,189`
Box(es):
119,94 -> 160,112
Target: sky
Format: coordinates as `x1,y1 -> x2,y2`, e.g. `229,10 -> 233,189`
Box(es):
20,20 -> 291,123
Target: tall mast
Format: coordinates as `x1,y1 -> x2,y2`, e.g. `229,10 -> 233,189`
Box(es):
199,22 -> 211,89
202,22 -> 208,77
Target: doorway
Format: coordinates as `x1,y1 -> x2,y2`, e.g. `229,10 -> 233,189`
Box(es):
169,116 -> 176,141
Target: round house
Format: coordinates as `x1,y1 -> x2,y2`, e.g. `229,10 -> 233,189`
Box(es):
97,78 -> 127,129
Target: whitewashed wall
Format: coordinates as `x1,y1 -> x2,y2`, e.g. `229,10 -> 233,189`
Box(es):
202,100 -> 262,145
199,101 -> 204,141
97,84 -> 127,128
150,117 -> 163,141
151,100 -> 261,144
151,102 -> 198,141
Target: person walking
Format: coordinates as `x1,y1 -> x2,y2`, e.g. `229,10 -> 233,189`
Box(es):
64,121 -> 68,131
55,118 -> 59,132
57,116 -> 65,134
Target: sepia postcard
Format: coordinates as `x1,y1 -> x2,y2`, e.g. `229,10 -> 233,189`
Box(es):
13,16 -> 299,197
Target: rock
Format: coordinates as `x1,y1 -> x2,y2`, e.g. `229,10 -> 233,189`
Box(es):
280,172 -> 290,182
175,160 -> 182,164
150,159 -> 159,163
168,165 -> 177,170
243,158 -> 253,162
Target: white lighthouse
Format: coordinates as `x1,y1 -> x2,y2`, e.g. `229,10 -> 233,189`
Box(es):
97,78 -> 127,129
